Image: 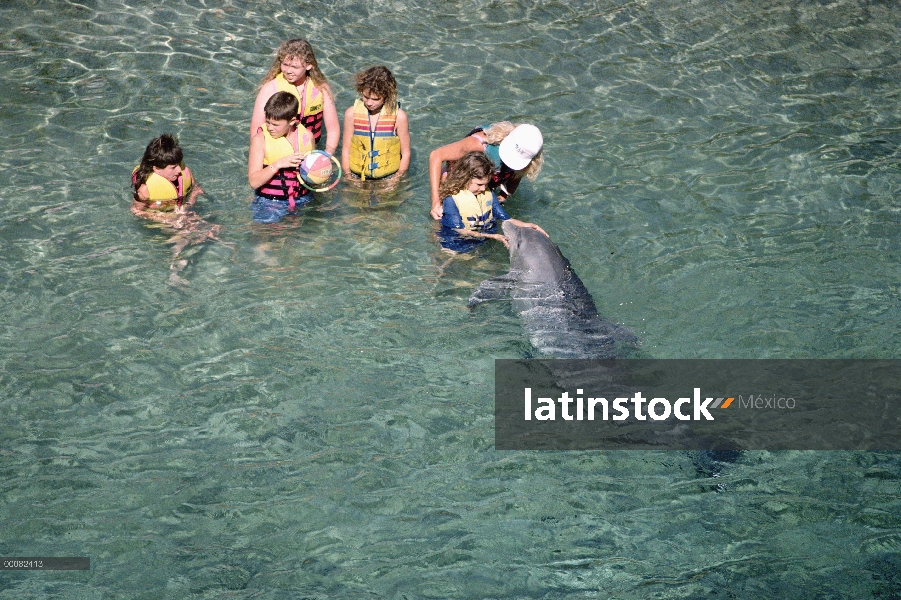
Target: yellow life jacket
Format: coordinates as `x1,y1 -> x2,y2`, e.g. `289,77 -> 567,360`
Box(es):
134,165 -> 193,211
271,73 -> 326,143
261,125 -> 314,165
349,99 -> 401,180
451,189 -> 494,231
256,125 -> 314,201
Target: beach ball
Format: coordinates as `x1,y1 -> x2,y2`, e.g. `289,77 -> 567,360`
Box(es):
299,151 -> 333,186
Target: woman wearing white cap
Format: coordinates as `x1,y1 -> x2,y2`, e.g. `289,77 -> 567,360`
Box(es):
429,122 -> 543,220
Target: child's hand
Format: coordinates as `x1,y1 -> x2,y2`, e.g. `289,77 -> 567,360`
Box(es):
489,233 -> 510,249
275,153 -> 304,171
526,223 -> 548,237
186,185 -> 203,206
287,152 -> 305,169
510,220 -> 549,238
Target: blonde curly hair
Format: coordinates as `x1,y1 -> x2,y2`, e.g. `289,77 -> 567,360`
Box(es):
258,39 -> 332,100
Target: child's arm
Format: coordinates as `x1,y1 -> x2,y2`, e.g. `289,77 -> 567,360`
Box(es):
453,227 -> 510,247
134,183 -> 150,203
184,167 -> 203,207
456,218 -> 546,249
442,196 -> 509,247
505,218 -> 548,238
340,106 -> 355,176
428,136 -> 485,220
321,87 -> 341,156
490,194 -> 547,237
395,109 -> 411,177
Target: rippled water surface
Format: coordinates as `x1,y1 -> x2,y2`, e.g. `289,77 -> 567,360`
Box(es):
2,0 -> 901,597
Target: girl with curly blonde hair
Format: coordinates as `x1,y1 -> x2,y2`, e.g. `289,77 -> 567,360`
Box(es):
437,151 -> 546,254
249,39 -> 340,155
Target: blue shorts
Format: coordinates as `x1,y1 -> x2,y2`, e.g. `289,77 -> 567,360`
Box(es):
251,194 -> 312,224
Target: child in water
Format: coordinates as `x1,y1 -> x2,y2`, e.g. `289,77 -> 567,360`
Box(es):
131,134 -> 220,285
438,151 -> 546,253
247,91 -> 316,224
132,133 -> 203,216
340,65 -> 410,182
250,39 -> 339,155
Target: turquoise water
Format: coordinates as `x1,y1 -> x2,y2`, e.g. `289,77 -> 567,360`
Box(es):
2,0 -> 901,597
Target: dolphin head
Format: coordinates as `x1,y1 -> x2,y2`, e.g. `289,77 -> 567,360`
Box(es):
501,220 -> 567,285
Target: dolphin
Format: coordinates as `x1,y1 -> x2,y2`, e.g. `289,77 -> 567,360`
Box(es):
468,221 -> 638,359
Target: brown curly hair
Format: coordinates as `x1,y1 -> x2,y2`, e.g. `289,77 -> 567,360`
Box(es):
438,152 -> 494,199
353,66 -> 398,114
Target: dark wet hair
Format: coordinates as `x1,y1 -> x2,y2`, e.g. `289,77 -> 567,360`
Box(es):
264,91 -> 300,122
133,134 -> 183,197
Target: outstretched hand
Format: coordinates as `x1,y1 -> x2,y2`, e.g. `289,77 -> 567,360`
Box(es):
526,223 -> 549,237
509,219 -> 549,238
489,233 -> 510,249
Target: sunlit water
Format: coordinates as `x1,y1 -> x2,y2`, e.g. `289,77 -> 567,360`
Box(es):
2,0 -> 901,597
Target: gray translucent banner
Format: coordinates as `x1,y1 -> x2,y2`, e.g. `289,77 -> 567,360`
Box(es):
495,360 -> 901,450
1,557 -> 90,570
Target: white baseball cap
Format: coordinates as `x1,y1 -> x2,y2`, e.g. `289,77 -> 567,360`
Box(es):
498,124 -> 543,171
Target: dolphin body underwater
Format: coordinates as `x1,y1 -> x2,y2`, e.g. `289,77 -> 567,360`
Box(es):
468,221 -> 639,359
473,224 -> 746,473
